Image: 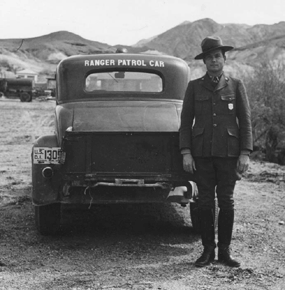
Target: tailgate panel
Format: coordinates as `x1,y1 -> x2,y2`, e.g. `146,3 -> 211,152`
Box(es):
62,132 -> 183,174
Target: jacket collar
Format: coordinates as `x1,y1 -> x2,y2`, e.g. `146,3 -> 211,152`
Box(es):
199,72 -> 229,92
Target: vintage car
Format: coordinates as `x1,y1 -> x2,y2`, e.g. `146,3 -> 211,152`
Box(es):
31,51 -> 200,235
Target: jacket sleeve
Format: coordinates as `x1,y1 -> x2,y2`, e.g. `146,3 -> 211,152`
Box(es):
236,80 -> 253,152
179,81 -> 195,151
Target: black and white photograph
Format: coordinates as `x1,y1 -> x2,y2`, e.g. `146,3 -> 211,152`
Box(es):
0,0 -> 285,289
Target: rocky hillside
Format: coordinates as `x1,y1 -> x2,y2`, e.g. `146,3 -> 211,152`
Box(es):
0,31 -> 115,81
137,18 -> 285,59
1,18 -> 285,81
136,18 -> 285,79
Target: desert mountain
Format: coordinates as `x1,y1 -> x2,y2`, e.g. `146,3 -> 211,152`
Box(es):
1,18 -> 285,81
138,18 -> 285,59
136,18 -> 285,79
0,31 -> 114,80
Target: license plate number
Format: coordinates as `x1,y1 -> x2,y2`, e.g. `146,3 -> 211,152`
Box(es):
33,147 -> 62,164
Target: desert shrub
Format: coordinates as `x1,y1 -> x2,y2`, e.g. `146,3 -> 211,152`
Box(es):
244,62 -> 285,164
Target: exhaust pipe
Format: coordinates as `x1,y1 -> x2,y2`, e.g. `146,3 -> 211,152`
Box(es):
42,167 -> 54,178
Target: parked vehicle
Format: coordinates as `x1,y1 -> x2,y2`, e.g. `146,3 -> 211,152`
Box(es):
0,78 -> 34,102
31,52 -> 200,235
33,77 -> 56,99
46,77 -> 56,97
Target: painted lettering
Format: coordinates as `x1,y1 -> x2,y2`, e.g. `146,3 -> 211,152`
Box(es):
85,59 -> 115,66
85,59 -> 164,67
149,60 -> 165,67
118,59 -> 147,66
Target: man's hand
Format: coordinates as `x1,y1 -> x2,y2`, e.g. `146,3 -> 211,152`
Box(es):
237,154 -> 250,174
183,154 -> 196,174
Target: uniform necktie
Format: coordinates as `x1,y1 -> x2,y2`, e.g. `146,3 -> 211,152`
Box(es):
212,76 -> 219,83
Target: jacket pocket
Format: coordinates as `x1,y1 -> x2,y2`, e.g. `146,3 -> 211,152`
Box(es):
220,94 -> 236,114
195,94 -> 210,115
227,127 -> 240,156
192,127 -> 204,156
221,94 -> 235,101
193,127 -> 204,137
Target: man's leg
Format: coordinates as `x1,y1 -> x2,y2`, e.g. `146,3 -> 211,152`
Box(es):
194,158 -> 216,267
215,158 -> 240,267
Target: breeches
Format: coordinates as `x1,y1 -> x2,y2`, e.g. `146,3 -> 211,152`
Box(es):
193,157 -> 240,210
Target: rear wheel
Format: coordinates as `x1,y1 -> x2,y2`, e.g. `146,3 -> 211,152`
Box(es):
190,198 -> 219,233
20,92 -> 32,102
190,200 -> 200,232
35,204 -> 61,235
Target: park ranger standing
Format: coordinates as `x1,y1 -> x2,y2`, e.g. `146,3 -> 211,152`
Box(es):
179,36 -> 253,267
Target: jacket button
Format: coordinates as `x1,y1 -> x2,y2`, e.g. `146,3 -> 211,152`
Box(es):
213,113 -> 216,116
213,124 -> 217,127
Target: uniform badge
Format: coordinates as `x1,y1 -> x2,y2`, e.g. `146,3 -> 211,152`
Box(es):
228,103 -> 234,110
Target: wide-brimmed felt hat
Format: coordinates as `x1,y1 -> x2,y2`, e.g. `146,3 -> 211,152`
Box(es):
194,36 -> 234,60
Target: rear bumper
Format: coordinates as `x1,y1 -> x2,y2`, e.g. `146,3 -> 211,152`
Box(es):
63,171 -> 188,186
32,163 -> 191,206
59,172 -> 191,205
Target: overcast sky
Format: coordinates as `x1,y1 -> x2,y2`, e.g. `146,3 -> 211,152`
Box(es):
1,0 -> 284,45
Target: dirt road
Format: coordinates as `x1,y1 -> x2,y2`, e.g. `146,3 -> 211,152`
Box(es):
0,98 -> 285,290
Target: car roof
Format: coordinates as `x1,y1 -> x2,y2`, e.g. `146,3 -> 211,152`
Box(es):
56,53 -> 190,102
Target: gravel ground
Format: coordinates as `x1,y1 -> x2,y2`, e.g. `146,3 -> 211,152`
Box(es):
0,97 -> 285,290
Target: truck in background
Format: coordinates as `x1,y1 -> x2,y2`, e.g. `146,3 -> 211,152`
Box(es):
0,78 -> 34,102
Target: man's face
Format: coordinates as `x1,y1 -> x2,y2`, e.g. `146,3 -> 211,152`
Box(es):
204,49 -> 225,75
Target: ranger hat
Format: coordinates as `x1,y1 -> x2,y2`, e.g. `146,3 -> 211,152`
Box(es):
194,36 -> 234,60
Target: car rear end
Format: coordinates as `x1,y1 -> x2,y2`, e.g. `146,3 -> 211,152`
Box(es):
32,52 -> 191,234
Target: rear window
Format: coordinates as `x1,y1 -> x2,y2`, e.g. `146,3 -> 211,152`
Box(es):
85,71 -> 163,93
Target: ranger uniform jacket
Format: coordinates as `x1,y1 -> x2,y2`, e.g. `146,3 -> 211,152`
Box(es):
179,73 -> 253,157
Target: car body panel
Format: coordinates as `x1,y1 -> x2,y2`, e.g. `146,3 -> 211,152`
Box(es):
32,135 -> 61,204
32,52 -> 191,207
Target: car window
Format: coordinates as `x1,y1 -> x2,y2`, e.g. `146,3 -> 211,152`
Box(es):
85,71 -> 163,93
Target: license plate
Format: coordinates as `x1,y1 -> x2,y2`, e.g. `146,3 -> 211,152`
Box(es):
33,147 -> 62,164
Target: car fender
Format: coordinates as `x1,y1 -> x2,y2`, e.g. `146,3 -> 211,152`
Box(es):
31,135 -> 61,205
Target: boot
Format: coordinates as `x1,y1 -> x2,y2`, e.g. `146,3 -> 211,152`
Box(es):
195,208 -> 216,267
218,246 -> 240,267
0,261 -> 6,267
195,246 -> 215,267
218,209 -> 240,267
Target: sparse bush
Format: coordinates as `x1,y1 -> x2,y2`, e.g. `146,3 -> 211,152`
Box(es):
244,62 -> 285,164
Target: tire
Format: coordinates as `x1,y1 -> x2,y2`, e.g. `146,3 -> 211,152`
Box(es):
190,200 -> 200,232
20,92 -> 32,102
35,203 -> 61,235
190,198 -> 219,233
